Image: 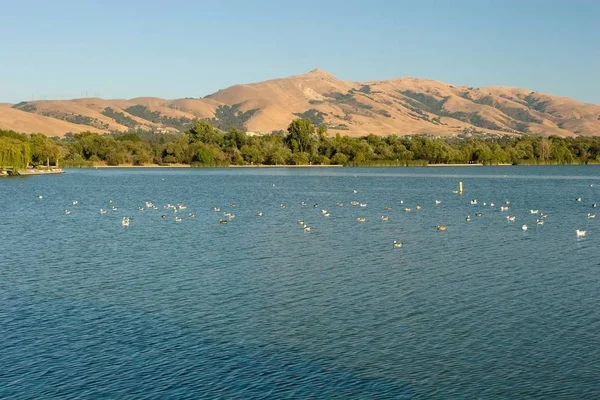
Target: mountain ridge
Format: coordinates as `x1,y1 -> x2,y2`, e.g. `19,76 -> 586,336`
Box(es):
3,69 -> 599,137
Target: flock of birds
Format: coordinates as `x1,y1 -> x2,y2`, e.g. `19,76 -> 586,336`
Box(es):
39,183 -> 597,248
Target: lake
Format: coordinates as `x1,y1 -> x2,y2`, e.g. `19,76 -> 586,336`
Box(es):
1,166 -> 599,399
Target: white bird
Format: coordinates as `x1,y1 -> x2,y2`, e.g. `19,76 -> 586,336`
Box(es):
122,217 -> 130,227
37,195 -> 43,199
530,209 -> 538,214
393,240 -> 403,248
353,189 -> 358,194
537,219 -> 544,225
576,229 -> 587,237
323,212 -> 330,217
357,217 -> 366,223
435,200 -> 441,204
257,211 -> 263,216
588,213 -> 596,219
175,216 -> 183,223
471,199 -> 477,205
465,216 -> 471,222
298,219 -> 305,225
400,200 -> 404,204
490,203 -> 495,207
336,202 -> 344,207
65,210 -> 71,215
500,206 -> 509,211
506,216 -> 516,222
380,216 -> 389,222
577,197 -> 582,202
72,200 -> 78,205
303,224 -> 311,232
359,203 -> 367,207
100,208 -> 107,214
521,224 -> 528,231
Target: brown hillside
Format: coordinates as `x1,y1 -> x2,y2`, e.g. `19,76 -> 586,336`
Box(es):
0,106 -> 102,136
5,69 -> 600,137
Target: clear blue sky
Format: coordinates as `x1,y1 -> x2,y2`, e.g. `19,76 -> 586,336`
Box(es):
1,0 -> 598,104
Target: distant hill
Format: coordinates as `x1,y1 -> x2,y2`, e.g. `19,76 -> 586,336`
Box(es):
4,69 -> 600,137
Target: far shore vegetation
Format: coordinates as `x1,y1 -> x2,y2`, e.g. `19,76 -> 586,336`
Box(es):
2,118 -> 600,174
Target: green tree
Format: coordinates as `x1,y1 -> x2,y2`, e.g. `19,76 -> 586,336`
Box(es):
286,118 -> 316,154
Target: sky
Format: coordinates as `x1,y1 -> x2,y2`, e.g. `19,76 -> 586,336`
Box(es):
1,0 -> 599,104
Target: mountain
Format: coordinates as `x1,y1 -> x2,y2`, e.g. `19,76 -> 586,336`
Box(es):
4,69 -> 600,137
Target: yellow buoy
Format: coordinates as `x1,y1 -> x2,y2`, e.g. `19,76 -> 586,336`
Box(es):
459,181 -> 463,193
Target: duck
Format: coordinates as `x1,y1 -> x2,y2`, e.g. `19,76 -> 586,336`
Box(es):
470,199 -> 477,205
257,211 -> 263,217
353,189 -> 358,194
350,201 -> 359,206
588,213 -> 596,219
506,216 -> 516,222
500,206 -> 509,211
383,206 -> 392,211
521,224 -> 528,231
530,209 -> 538,214
175,216 -> 183,223
577,197 -> 582,202
490,203 -> 495,207
122,217 -> 130,227
138,207 -> 145,211
592,203 -> 598,208
303,224 -> 311,232
189,213 -> 196,218
576,229 -> 587,237
465,216 -> 471,222
100,209 -> 107,214
357,217 -> 366,223
380,216 -> 389,222
393,240 -> 403,248
161,214 -> 167,219
301,201 -> 307,206
475,212 -> 483,217
416,205 -> 422,211
298,219 -> 305,225
400,200 -> 404,204
211,206 -> 220,212
281,203 -> 287,209
336,202 -> 344,207
178,204 -> 187,210
230,202 -> 236,207
537,219 -> 544,225
405,208 -> 412,212
65,209 -> 71,215
436,225 -> 447,231
505,200 -> 511,205
435,200 -> 441,204
323,212 -> 330,217
219,219 -> 227,224
37,195 -> 43,199
72,200 -> 78,205
112,206 -> 118,211
359,203 -> 367,207
313,203 -> 318,208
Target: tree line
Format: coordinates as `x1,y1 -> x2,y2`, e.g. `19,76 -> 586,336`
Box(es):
2,118 -> 600,170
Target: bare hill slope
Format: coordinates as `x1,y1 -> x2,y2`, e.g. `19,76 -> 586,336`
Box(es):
6,69 -> 600,137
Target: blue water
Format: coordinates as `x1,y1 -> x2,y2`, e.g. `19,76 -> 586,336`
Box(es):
1,166 -> 599,399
